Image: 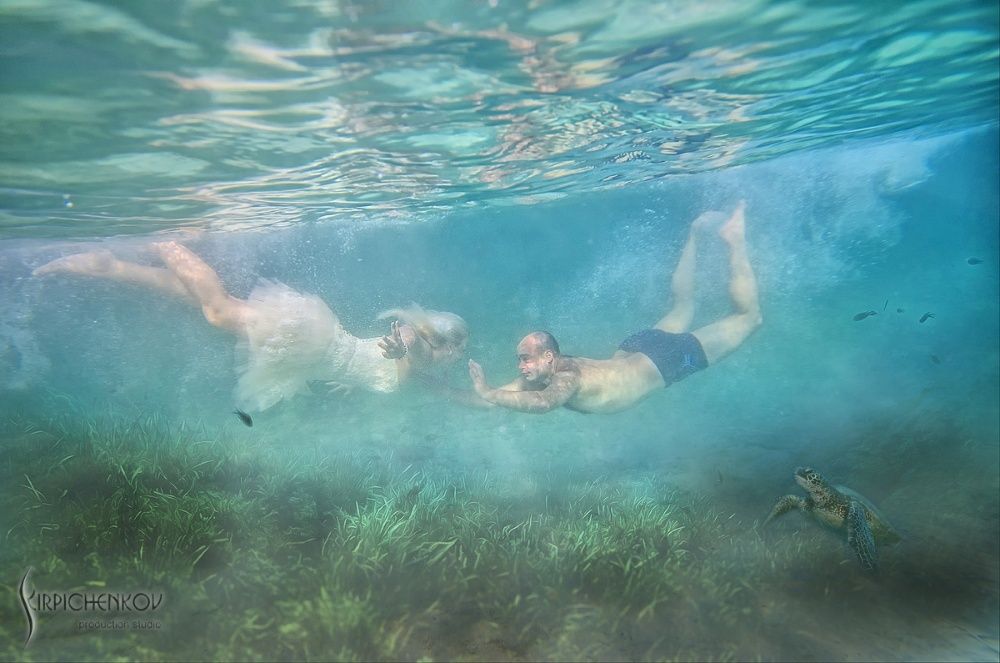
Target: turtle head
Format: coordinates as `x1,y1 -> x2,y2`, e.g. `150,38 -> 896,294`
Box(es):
794,467 -> 829,495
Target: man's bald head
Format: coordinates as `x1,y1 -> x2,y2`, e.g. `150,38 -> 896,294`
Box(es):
516,331 -> 561,385
520,331 -> 560,356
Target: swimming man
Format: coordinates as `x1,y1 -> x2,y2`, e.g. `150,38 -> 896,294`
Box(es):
466,201 -> 761,413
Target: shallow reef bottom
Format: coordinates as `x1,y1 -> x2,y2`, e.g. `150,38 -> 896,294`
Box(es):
0,407 -> 997,661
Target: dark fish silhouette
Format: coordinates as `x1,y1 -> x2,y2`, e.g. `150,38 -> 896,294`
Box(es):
896,308 -> 904,313
919,312 -> 935,323
930,355 -> 941,364
883,299 -> 888,311
233,409 -> 253,427
853,310 -> 878,321
967,258 -> 983,265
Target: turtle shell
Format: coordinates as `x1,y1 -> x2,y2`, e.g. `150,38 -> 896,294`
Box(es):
836,485 -> 901,543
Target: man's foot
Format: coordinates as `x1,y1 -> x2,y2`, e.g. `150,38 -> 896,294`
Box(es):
33,250 -> 117,277
719,200 -> 747,246
691,209 -> 728,234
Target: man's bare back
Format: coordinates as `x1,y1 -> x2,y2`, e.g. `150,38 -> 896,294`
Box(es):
466,202 -> 762,414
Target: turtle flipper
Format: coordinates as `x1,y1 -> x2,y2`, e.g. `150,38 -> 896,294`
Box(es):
764,495 -> 805,527
847,499 -> 878,573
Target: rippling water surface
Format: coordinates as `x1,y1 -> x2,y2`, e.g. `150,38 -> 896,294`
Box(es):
0,0 -> 997,237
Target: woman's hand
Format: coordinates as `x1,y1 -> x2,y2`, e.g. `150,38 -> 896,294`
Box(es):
378,320 -> 407,359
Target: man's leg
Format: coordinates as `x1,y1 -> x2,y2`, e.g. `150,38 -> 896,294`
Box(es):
153,241 -> 254,335
34,250 -> 195,302
691,200 -> 762,365
654,209 -> 725,333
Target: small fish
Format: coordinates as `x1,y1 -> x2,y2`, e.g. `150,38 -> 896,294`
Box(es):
896,308 -> 905,313
883,299 -> 888,311
853,310 -> 878,321
930,355 -> 941,364
919,312 -> 935,323
967,258 -> 983,265
716,469 -> 724,484
233,409 -> 253,427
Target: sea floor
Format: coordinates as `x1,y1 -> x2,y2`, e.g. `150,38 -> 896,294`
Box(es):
0,394 -> 997,661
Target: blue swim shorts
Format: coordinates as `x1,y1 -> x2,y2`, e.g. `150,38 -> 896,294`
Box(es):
619,329 -> 708,386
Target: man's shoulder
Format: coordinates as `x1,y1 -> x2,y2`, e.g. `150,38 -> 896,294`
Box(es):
560,355 -> 600,372
553,358 -> 584,381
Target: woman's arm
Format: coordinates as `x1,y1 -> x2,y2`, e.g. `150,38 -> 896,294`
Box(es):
378,322 -> 431,385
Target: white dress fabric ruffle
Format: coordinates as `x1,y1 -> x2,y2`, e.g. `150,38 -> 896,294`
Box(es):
233,281 -> 398,411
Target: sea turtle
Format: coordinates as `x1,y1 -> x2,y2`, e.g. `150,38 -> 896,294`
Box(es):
764,467 -> 901,572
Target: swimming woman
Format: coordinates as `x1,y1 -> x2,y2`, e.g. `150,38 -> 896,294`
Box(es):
34,241 -> 469,412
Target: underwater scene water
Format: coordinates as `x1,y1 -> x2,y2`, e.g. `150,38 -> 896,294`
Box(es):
1,0 -> 998,660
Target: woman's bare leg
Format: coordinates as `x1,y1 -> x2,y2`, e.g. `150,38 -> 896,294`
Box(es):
153,241 -> 254,335
33,250 -> 195,303
691,201 -> 762,365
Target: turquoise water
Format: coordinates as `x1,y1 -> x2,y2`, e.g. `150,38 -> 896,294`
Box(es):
1,1 -> 998,660
0,0 -> 997,236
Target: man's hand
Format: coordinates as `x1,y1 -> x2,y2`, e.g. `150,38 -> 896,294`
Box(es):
468,359 -> 491,398
378,321 -> 407,359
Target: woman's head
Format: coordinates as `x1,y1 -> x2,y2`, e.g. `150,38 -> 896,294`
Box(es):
378,304 -> 468,362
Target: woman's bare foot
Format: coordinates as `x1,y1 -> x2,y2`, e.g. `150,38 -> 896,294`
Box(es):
153,240 -> 210,280
33,250 -> 118,277
719,200 -> 747,245
153,240 -> 213,291
152,240 -> 184,262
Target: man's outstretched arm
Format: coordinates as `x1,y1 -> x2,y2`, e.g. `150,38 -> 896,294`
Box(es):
469,361 -> 579,414
416,372 -> 496,408
416,372 -> 528,409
